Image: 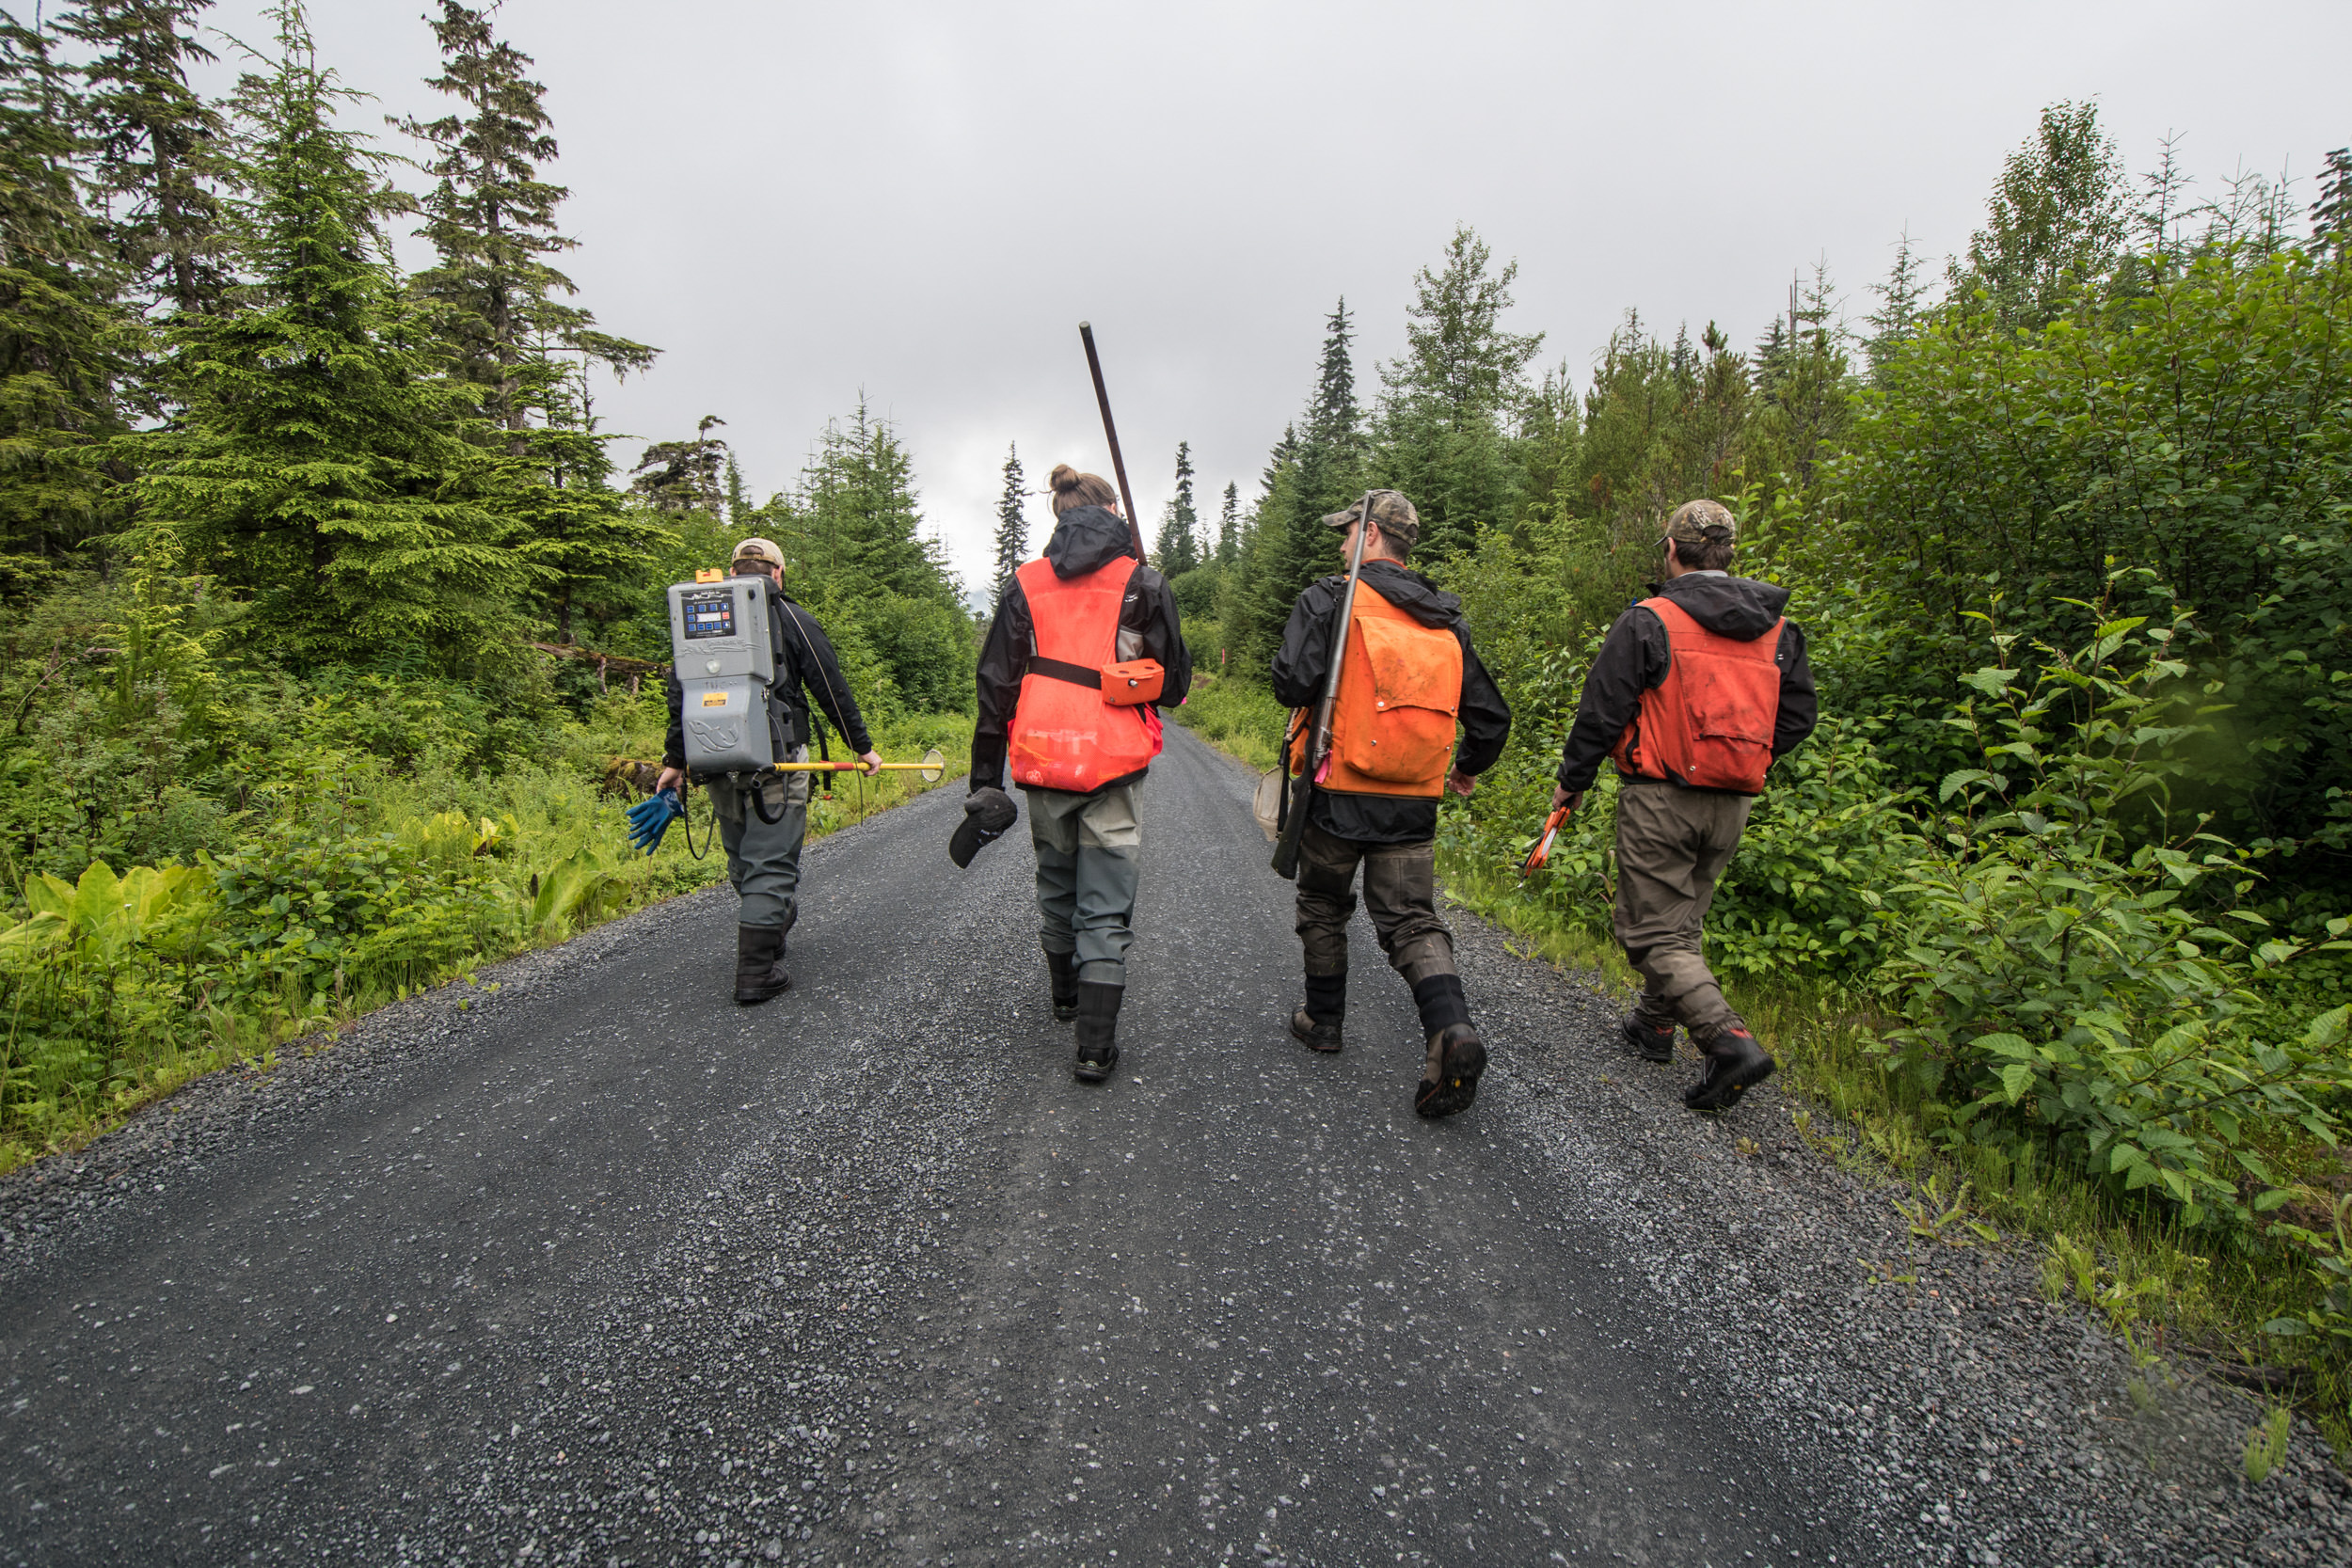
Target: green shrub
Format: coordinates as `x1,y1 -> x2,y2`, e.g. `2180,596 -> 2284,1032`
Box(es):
1881,589 -> 2352,1227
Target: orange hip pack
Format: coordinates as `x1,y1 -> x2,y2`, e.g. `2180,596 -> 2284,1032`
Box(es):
1100,658 -> 1164,705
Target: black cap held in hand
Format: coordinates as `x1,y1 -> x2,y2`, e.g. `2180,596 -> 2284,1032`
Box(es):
949,786 -> 1018,869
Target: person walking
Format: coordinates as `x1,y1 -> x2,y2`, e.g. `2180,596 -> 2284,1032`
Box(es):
655,537 -> 880,1005
969,466 -> 1191,1084
1271,490 -> 1512,1118
1550,499 -> 1818,1112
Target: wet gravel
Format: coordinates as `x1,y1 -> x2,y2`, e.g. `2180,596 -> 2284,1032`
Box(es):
2,726 -> 2343,1566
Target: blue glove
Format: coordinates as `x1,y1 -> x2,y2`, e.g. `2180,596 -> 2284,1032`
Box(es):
625,788 -> 684,855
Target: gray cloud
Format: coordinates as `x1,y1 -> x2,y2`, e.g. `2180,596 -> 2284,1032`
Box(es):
204,0 -> 2351,589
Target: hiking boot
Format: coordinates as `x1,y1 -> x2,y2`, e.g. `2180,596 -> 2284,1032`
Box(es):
1620,1011 -> 1676,1063
1073,981 -> 1122,1084
1684,1025 -> 1775,1113
1290,1008 -> 1343,1053
1413,1022 -> 1486,1118
734,924 -> 792,1006
1045,949 -> 1079,1022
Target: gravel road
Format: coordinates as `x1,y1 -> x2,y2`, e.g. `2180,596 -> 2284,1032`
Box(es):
4,726 -> 2344,1566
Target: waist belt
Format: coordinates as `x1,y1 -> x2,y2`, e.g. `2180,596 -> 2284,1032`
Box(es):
1027,656 -> 1101,689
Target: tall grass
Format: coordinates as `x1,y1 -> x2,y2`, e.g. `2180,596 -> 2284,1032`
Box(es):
0,699 -> 969,1175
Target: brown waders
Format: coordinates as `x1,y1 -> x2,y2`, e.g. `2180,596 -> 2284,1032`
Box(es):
1292,820 -> 1483,1117
1611,775 -> 1775,1109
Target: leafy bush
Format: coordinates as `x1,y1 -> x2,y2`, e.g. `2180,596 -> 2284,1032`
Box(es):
1822,240 -> 2352,847
1454,629 -> 1923,989
1880,591 -> 2352,1226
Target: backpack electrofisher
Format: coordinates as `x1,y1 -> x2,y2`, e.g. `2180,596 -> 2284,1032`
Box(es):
667,578 -> 776,779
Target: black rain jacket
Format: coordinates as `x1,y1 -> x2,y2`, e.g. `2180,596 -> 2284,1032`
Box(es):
1270,560 -> 1514,845
662,578 -> 874,771
1553,571 -> 1818,795
971,505 -> 1193,795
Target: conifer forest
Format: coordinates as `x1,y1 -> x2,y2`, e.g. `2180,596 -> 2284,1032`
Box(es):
5,0 -> 2352,1516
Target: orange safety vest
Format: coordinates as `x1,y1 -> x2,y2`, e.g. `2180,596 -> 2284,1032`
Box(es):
1611,595 -> 1785,794
1007,555 -> 1163,793
1287,582 -> 1464,799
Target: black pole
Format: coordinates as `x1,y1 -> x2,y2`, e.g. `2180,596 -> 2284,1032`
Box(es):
1271,489 -> 1377,880
1077,322 -> 1146,560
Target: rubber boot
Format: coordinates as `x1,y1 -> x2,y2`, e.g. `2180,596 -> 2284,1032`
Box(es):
734,924 -> 792,1005
1291,971 -> 1345,1053
1684,1022 -> 1774,1113
1045,948 -> 1080,1023
1073,981 -> 1122,1084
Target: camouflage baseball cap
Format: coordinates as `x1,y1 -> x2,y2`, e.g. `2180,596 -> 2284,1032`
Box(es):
1663,499 -> 1737,545
731,536 -> 786,570
1322,489 -> 1420,547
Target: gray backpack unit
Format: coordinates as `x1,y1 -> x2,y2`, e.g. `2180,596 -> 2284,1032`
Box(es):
666,577 -> 778,780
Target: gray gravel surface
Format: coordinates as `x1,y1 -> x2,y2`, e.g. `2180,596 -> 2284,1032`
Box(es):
3,726 -> 2344,1566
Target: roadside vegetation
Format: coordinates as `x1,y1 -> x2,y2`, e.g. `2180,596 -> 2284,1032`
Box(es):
0,5 -> 976,1172
1174,111 -> 2352,1457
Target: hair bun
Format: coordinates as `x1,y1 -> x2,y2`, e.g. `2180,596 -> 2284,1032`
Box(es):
1048,464 -> 1081,494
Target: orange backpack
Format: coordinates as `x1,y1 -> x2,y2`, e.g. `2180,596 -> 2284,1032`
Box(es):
1288,583 -> 1464,799
1610,595 -> 1784,794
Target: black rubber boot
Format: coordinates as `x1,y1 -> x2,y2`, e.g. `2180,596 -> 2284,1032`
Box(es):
734,924 -> 792,1005
1045,949 -> 1079,1022
1620,1006 -> 1676,1063
1073,982 -> 1122,1084
1684,1024 -> 1775,1113
1291,972 -> 1345,1053
1413,1022 -> 1486,1119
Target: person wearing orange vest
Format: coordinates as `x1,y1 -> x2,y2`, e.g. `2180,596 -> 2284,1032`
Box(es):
968,465 -> 1192,1084
1271,491 -> 1513,1118
1550,499 -> 1818,1113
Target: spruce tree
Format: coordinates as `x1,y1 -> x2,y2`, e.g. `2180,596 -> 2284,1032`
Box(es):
628,414 -> 727,514
989,440 -> 1028,596
394,0 -> 651,436
787,400 -> 969,714
0,11 -> 130,578
1152,438 -> 1199,575
129,2 -> 522,671
795,401 -> 949,602
517,350 -> 665,644
1232,304 -> 1367,667
57,0 -> 229,329
2312,147 -> 2352,253
1215,481 -> 1238,566
395,3 -> 661,645
1388,228 -> 1543,423
723,453 -> 747,524
1863,230 -> 1928,384
1372,230 -> 1541,561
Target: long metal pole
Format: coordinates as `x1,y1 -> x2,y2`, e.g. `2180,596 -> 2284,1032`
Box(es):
1077,322 -> 1147,559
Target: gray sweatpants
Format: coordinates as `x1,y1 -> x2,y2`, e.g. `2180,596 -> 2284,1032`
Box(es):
712,746 -> 811,930
1612,775 -> 1754,1038
1023,784 -> 1140,987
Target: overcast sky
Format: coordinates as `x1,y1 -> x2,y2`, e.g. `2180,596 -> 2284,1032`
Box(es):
192,0 -> 2351,592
